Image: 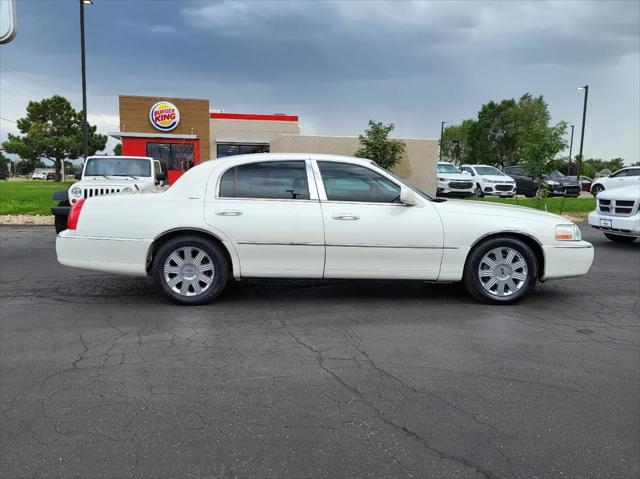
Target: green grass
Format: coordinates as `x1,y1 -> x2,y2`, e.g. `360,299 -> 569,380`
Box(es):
0,180 -> 73,215
469,196 -> 595,214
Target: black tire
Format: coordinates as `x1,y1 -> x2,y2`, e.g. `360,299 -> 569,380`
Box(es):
475,184 -> 484,198
152,236 -> 229,306
591,184 -> 604,196
463,237 -> 538,305
604,233 -> 637,243
54,214 -> 68,234
524,189 -> 537,198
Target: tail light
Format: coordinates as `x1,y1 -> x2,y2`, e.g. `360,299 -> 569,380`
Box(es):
67,198 -> 86,230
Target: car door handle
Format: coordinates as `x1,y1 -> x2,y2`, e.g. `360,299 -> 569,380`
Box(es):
332,213 -> 360,221
215,209 -> 243,216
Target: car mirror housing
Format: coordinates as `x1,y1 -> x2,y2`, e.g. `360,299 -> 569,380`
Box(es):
74,172 -> 81,180
400,187 -> 418,206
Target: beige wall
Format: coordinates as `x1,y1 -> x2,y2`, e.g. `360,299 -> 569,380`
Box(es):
270,134 -> 439,196
210,119 -> 299,158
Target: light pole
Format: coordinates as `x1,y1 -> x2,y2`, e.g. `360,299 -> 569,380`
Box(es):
576,85 -> 589,181
80,0 -> 93,160
439,121 -> 447,161
568,124 -> 574,175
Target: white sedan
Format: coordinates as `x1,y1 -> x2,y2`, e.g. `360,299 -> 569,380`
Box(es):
56,154 -> 594,305
590,166 -> 640,196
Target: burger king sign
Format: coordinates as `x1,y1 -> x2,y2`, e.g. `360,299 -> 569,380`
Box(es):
149,101 -> 180,131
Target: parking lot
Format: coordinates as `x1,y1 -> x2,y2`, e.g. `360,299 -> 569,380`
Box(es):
1,225 -> 638,478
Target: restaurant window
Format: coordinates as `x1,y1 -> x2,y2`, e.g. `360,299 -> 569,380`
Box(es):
146,143 -> 195,171
217,143 -> 269,158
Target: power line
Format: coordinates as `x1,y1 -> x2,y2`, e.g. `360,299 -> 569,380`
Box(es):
0,117 -> 17,123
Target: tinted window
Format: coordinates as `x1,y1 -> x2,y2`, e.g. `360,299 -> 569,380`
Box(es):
217,143 -> 270,158
219,161 -> 309,200
475,166 -> 505,176
505,166 -> 524,176
147,143 -> 194,171
437,163 -> 461,174
84,158 -> 151,177
318,162 -> 401,203
626,168 -> 640,177
610,169 -> 630,178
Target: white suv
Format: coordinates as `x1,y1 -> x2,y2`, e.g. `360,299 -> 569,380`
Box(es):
460,164 -> 516,197
437,162 -> 475,196
590,166 -> 640,196
588,185 -> 639,243
51,156 -> 166,233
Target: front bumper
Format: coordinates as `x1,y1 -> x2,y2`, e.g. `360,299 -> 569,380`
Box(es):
480,183 -> 516,196
541,241 -> 594,280
588,211 -> 640,237
437,180 -> 475,196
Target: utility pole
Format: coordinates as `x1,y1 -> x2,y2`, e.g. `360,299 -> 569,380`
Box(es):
576,85 -> 589,180
439,121 -> 447,161
80,0 -> 93,160
568,124 -> 574,175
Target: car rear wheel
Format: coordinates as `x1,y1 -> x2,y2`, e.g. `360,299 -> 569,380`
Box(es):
474,184 -> 484,198
153,236 -> 229,305
591,184 -> 604,196
604,233 -> 637,243
463,237 -> 538,304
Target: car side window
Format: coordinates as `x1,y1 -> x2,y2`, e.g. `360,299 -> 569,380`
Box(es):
505,167 -> 523,176
610,169 -> 628,178
626,168 -> 640,177
318,161 -> 401,203
219,161 -> 310,200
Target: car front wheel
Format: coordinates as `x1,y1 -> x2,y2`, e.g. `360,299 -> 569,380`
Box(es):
463,237 -> 538,304
152,236 -> 229,305
475,184 -> 484,198
604,233 -> 637,243
591,184 -> 604,196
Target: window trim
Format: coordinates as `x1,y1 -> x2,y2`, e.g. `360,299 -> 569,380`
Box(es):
311,159 -> 420,206
214,158 -> 319,202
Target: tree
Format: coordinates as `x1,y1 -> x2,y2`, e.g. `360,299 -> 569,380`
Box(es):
520,121 -> 568,197
355,120 -> 405,170
113,143 -> 122,156
441,119 -> 475,164
16,159 -> 46,176
0,152 -> 9,177
1,95 -> 107,181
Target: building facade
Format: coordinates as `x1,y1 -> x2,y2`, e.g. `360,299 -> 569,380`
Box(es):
111,95 -> 438,194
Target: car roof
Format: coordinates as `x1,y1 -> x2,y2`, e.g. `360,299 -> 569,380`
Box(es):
86,156 -> 153,160
194,153 -> 376,171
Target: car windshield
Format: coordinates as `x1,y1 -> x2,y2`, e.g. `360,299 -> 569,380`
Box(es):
474,166 -> 505,176
437,163 -> 461,174
548,170 -> 565,178
84,158 -> 151,177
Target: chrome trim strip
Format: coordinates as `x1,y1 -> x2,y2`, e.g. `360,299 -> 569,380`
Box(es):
58,235 -> 151,242
327,243 -> 457,250
237,241 -> 323,247
554,244 -> 594,249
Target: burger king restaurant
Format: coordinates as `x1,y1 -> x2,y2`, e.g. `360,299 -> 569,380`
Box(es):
110,95 -> 439,194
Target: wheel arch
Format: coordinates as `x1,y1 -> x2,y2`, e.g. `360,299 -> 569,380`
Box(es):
467,231 -> 545,279
146,227 -> 240,279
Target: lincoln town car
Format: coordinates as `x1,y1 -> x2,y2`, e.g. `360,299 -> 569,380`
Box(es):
56,154 -> 594,305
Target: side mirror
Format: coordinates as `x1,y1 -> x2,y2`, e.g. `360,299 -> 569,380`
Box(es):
156,172 -> 166,182
400,188 -> 418,206
74,172 -> 81,180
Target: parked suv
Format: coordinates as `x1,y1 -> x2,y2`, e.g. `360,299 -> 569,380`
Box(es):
590,166 -> 640,196
588,185 -> 639,243
52,156 -> 166,233
503,166 -> 581,197
436,162 -> 474,196
460,164 -> 516,197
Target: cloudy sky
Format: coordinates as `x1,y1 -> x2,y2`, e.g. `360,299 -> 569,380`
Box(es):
1,0 -> 638,162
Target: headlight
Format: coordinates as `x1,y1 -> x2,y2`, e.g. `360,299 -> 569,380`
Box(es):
122,187 -> 133,193
555,224 -> 582,241
70,187 -> 82,197
546,180 -> 560,186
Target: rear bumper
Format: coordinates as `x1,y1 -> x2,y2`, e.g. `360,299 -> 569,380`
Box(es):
541,242 -> 594,280
56,232 -> 151,276
588,211 -> 640,237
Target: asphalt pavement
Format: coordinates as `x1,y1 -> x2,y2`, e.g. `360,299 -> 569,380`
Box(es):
1,225 -> 638,479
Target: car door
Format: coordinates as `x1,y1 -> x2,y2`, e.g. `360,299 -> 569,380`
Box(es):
505,167 -> 532,195
609,168 -> 640,189
204,159 -> 325,278
313,160 -> 444,280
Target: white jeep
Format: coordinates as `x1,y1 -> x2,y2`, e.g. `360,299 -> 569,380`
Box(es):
52,156 -> 166,233
588,184 -> 640,243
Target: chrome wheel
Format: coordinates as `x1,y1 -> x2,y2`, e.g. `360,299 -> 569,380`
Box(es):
163,246 -> 215,297
478,247 -> 528,297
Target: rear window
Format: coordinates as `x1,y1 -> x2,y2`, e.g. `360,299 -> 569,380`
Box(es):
219,161 -> 310,200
